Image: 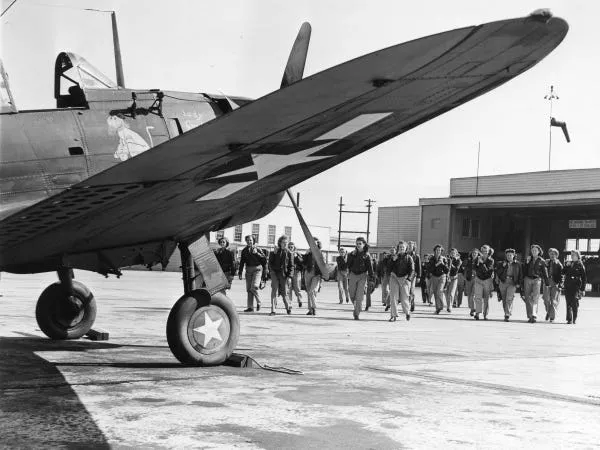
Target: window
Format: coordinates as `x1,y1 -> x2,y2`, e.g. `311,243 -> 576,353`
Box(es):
578,239 -> 589,252
565,239 -> 577,251
284,226 -> 292,241
565,238 -> 600,252
461,217 -> 480,239
251,223 -> 260,244
234,225 -> 242,242
216,230 -> 225,240
431,218 -> 440,229
590,239 -> 600,252
268,225 -> 276,245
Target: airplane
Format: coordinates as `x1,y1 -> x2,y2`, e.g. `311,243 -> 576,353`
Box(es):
0,9 -> 568,365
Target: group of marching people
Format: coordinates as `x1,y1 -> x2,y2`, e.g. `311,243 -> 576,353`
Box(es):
214,233 -> 588,324
417,243 -> 587,324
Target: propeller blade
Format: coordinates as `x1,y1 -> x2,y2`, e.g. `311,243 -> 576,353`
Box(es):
281,22 -> 311,88
286,189 -> 330,280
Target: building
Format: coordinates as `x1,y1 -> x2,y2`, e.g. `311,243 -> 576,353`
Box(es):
377,168 -> 600,291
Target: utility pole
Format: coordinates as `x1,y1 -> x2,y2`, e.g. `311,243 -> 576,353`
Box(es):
337,196 -> 344,249
544,85 -> 559,171
365,199 -> 375,245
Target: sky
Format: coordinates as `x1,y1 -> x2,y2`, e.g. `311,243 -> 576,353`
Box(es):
2,0 -> 599,239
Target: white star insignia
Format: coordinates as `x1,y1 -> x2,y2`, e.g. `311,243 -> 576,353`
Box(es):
192,312 -> 224,347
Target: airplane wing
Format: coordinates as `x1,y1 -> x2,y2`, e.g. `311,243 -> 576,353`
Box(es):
0,13 -> 568,274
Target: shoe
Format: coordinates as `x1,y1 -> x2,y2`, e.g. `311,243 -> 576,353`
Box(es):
287,308 -> 292,315
567,320 -> 572,324
446,308 -> 451,313
257,304 -> 261,312
298,302 -> 302,308
504,316 -> 509,322
365,307 -> 369,312
545,313 -> 549,321
353,314 -> 359,320
452,303 -> 457,308
410,305 -> 415,312
406,314 -> 411,321
435,309 -> 441,314
306,310 -> 313,315
389,317 -> 396,322
243,308 -> 254,312
550,318 -> 554,323
474,314 -> 479,320
470,310 -> 475,317
346,300 -> 349,303
269,312 -> 276,316
385,305 -> 390,312
532,317 -> 536,323
312,309 -> 316,316
339,301 -> 343,304
573,319 -> 576,324
483,315 -> 488,321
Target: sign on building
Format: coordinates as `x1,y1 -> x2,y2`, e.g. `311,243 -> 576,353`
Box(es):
569,220 -> 597,229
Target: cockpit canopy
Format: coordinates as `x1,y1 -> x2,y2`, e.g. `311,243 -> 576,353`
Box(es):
54,52 -> 117,108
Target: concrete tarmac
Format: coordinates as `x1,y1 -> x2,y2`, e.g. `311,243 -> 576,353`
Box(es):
1,270 -> 599,449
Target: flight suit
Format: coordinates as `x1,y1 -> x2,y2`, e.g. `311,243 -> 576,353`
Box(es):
522,256 -> 549,321
269,247 -> 293,314
288,252 -> 304,307
336,254 -> 350,304
408,252 -> 421,311
388,253 -> 414,319
462,259 -> 477,314
496,260 -> 523,319
347,250 -> 374,319
427,255 -> 449,313
473,256 -> 494,318
563,261 -> 587,323
239,246 -> 267,310
445,256 -> 461,312
543,259 -> 563,321
303,251 -> 322,314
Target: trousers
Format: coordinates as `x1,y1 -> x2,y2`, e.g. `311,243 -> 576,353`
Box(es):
474,277 -> 493,316
270,270 -> 290,313
430,274 -> 447,311
565,285 -> 580,323
337,269 -> 350,303
304,268 -> 321,311
245,265 -> 262,309
288,270 -> 303,305
381,274 -> 390,306
456,273 -> 466,307
499,280 -> 517,317
349,271 -> 368,317
389,274 -> 410,317
445,275 -> 458,311
524,276 -> 542,319
543,281 -> 560,321
465,278 -> 476,312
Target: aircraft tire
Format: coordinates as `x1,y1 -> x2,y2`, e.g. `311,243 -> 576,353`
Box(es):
166,289 -> 239,366
35,281 -> 96,340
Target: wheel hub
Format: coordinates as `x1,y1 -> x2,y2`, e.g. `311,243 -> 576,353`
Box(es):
55,295 -> 85,327
187,305 -> 231,355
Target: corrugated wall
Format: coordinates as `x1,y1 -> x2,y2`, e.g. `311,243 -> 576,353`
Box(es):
376,206 -> 420,247
450,168 -> 600,197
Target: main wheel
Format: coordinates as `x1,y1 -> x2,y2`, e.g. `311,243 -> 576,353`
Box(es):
35,281 -> 96,339
166,289 -> 240,366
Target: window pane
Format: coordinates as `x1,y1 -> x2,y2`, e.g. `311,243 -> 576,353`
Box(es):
216,230 -> 224,240
251,223 -> 260,244
268,225 -> 276,245
578,239 -> 589,252
565,239 -> 577,251
590,239 -> 600,252
284,226 -> 292,241
461,218 -> 470,238
471,220 -> 480,239
234,225 -> 242,242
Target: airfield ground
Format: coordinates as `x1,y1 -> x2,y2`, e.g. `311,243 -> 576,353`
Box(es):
1,270 -> 599,449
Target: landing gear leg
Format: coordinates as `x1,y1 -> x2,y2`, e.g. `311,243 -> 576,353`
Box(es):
35,268 -> 96,339
166,238 -> 240,366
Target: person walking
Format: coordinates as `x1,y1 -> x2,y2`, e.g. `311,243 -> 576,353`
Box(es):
495,248 -> 523,321
563,250 -> 587,324
521,244 -> 549,323
543,248 -> 563,323
268,235 -> 294,316
238,235 -> 267,312
379,250 -> 392,310
473,244 -> 494,320
445,248 -> 461,312
463,249 -> 480,316
455,254 -> 466,308
336,247 -> 351,304
303,238 -> 323,316
365,256 -> 378,311
213,237 -> 236,291
420,254 -> 431,305
287,241 -> 304,308
347,237 -> 374,320
407,242 -> 421,312
388,241 -> 414,321
427,245 -> 449,314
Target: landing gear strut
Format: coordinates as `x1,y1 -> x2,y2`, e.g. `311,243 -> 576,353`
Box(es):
166,238 -> 239,366
35,268 -> 97,339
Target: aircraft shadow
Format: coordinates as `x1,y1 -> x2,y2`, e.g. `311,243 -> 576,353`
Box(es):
0,336 -> 117,448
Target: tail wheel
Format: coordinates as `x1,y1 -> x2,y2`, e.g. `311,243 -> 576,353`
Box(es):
166,289 -> 240,366
35,281 -> 96,339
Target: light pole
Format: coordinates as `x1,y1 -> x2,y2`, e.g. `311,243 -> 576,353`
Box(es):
544,85 -> 559,171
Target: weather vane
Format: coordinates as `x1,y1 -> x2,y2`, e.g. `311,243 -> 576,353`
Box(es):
544,85 -> 570,171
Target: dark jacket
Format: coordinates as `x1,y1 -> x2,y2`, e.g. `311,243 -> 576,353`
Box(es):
448,257 -> 462,277
214,247 -> 236,276
303,251 -> 322,276
347,250 -> 374,278
238,246 -> 267,276
377,255 -> 391,278
336,254 -> 349,271
462,259 -> 478,281
269,247 -> 294,278
495,260 -> 523,285
389,253 -> 415,281
473,256 -> 494,280
545,259 -> 564,286
409,252 -> 421,278
292,252 -> 304,272
427,255 -> 449,277
523,256 -> 549,285
562,260 -> 587,290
